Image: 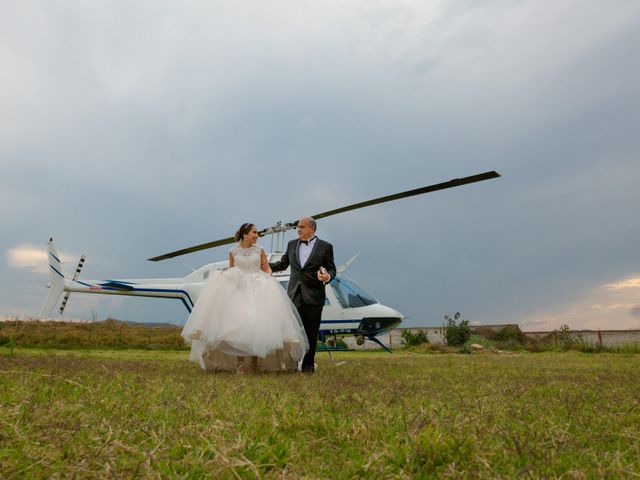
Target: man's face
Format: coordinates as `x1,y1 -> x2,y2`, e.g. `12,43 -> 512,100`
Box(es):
297,218 -> 315,241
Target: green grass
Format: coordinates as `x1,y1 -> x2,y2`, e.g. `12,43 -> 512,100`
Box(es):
1,349 -> 639,478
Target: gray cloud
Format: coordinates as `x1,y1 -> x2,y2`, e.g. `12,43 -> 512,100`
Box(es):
1,0 -> 639,329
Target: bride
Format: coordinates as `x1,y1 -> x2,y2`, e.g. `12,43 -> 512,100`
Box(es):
181,223 -> 309,373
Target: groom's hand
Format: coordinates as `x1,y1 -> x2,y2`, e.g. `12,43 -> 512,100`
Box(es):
317,267 -> 330,284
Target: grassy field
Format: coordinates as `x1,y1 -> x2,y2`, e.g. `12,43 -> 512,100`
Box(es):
1,348 -> 639,479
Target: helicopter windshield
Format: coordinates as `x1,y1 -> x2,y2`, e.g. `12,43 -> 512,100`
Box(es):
330,275 -> 378,308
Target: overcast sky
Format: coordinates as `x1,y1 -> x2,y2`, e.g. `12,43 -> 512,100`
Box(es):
2,0 -> 639,331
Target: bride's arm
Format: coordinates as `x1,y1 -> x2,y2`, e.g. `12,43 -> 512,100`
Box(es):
229,251 -> 234,268
260,249 -> 272,275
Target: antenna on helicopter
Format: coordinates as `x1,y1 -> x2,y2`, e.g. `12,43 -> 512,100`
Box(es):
147,170 -> 501,262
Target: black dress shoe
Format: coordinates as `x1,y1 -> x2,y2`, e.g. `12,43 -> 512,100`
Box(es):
301,366 -> 315,374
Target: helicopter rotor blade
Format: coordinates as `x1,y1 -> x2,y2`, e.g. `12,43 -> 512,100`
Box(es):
148,228 -> 279,262
147,236 -> 237,262
310,170 -> 501,221
148,170 -> 500,262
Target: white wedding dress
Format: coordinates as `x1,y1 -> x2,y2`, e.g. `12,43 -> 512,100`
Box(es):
181,244 -> 308,372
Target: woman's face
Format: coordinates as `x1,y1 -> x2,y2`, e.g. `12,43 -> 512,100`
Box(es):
244,226 -> 259,244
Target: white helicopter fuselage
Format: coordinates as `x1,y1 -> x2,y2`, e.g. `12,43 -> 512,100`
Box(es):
42,240 -> 403,343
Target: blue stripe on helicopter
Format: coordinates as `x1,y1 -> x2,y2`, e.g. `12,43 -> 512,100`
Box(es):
181,298 -> 192,312
81,282 -> 193,307
49,264 -> 64,279
129,287 -> 195,308
99,291 -> 193,313
71,280 -> 137,288
101,286 -> 195,308
100,281 -> 134,291
49,251 -> 61,264
73,282 -> 194,312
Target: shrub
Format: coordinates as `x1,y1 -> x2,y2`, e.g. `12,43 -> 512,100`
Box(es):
557,324 -> 576,350
401,329 -> 429,346
495,325 -> 525,343
443,312 -> 470,347
459,344 -> 473,354
1,337 -> 16,355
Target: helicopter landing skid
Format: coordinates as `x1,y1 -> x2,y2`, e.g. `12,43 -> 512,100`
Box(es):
367,335 -> 393,353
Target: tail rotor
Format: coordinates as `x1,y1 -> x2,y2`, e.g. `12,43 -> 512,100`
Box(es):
39,238 -> 87,317
59,255 -> 86,314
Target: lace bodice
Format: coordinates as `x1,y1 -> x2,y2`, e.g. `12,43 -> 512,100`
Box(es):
230,244 -> 263,273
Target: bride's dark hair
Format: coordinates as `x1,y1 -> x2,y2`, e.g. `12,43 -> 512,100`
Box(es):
234,223 -> 255,242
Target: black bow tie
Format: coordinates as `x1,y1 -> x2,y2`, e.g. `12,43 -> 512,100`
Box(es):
300,237 -> 316,245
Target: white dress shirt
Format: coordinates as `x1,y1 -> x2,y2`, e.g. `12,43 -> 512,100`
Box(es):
298,236 -> 317,267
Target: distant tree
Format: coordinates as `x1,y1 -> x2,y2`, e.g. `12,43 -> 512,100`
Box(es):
557,324 -> 575,349
495,324 -> 525,344
443,312 -> 471,347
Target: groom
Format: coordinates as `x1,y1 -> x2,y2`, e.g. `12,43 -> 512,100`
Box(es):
270,216 -> 336,373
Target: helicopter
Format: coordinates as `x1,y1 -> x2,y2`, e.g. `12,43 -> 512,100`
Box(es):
40,171 -> 500,351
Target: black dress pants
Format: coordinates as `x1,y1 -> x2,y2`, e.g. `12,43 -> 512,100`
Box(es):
292,287 -> 323,372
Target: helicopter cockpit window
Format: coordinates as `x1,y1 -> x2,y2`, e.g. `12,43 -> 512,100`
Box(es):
330,275 -> 378,308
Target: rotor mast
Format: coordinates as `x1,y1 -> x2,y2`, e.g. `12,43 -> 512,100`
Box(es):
263,221 -> 294,252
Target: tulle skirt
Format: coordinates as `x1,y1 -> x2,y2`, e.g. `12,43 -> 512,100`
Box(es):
181,268 -> 309,372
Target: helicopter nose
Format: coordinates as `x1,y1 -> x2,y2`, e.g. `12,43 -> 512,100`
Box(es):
357,316 -> 403,334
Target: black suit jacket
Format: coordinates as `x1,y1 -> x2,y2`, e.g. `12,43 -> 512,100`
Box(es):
270,238 -> 337,307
